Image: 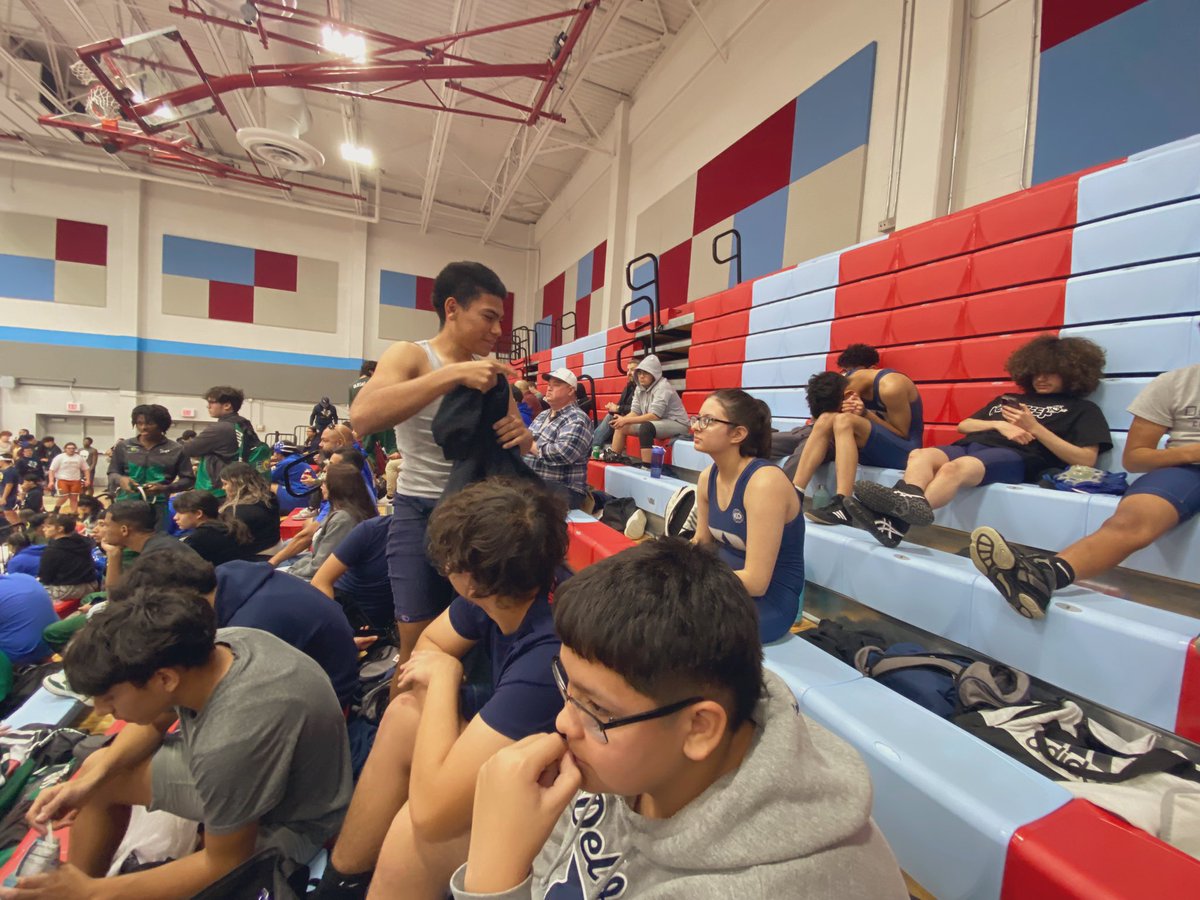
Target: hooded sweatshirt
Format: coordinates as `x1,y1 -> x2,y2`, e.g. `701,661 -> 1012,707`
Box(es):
38,532 -> 97,586
449,669 -> 907,900
181,413 -> 262,496
631,356 -> 688,426
213,560 -> 359,707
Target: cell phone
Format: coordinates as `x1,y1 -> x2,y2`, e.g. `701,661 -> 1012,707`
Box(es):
999,395 -> 1022,409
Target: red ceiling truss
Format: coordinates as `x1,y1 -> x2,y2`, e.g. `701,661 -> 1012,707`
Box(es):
36,0 -> 600,201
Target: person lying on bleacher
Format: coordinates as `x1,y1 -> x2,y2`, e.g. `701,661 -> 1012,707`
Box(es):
111,551 -> 359,707
451,538 -> 907,900
845,336 -> 1111,548
19,590 -> 352,899
313,480 -> 565,900
795,344 -> 924,527
599,354 -> 690,465
970,362 -> 1200,618
522,367 -> 594,510
692,389 -> 805,643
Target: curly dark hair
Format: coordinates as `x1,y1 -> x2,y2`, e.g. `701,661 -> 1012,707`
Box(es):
427,478 -> 567,603
836,343 -> 880,370
805,371 -> 849,419
1005,335 -> 1106,397
131,404 -> 172,433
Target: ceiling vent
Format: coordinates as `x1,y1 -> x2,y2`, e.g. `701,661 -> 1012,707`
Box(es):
236,127 -> 324,171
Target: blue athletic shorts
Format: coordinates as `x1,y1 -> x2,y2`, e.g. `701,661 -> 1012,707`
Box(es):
387,493 -> 453,623
1124,464 -> 1200,523
860,423 -> 919,470
938,443 -> 1026,485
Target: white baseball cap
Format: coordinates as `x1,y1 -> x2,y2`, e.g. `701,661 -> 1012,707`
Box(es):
544,367 -> 578,390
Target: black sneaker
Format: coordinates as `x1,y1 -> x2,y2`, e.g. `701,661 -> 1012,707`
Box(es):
804,495 -> 852,527
853,479 -> 935,527
969,527 -> 1053,619
842,496 -> 909,548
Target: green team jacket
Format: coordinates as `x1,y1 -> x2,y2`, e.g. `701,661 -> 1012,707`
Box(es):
109,437 -> 195,504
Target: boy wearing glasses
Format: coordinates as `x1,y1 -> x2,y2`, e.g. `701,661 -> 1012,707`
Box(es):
315,480 -> 567,900
451,538 -> 906,899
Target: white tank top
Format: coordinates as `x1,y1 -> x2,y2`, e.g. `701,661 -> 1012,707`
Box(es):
394,341 -> 454,499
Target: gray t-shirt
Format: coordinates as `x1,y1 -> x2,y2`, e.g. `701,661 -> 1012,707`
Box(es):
174,627 -> 353,858
1127,364 -> 1200,448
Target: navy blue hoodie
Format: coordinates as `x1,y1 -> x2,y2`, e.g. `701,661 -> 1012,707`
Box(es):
214,560 -> 359,707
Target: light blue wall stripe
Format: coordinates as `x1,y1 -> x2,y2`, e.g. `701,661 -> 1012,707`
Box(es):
0,327 -> 360,370
162,235 -> 256,286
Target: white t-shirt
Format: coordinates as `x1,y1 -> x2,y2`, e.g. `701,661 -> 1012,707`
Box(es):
48,454 -> 89,482
1126,364 -> 1200,448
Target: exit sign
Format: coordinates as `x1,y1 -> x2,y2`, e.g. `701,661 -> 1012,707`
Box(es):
65,402 -> 82,413
180,408 -> 196,418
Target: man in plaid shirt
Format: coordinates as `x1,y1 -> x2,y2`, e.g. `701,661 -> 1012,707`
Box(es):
524,368 -> 594,508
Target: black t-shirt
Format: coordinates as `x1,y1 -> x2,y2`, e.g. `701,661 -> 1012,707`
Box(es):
232,498 -> 282,555
183,522 -> 248,567
955,393 -> 1112,480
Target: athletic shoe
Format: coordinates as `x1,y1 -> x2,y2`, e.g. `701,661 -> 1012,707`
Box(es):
853,479 -> 935,527
623,509 -> 647,540
42,672 -> 92,705
969,527 -> 1053,620
842,496 -> 908,548
598,449 -> 623,463
804,495 -> 852,527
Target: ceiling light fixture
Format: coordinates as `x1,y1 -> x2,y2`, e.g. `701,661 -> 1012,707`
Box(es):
340,142 -> 375,167
321,25 -> 367,63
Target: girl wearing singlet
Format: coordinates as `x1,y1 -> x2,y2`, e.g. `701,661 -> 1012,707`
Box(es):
348,262 -> 532,670
692,389 -> 805,642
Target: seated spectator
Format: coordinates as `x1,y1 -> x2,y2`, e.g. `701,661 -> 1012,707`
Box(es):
512,383 -> 534,427
14,444 -> 44,483
305,425 -> 322,453
76,495 -> 105,539
181,384 -> 263,497
112,551 -> 359,707
847,336 -> 1112,547
269,442 -> 314,515
19,473 -> 44,512
794,345 -> 923,527
5,525 -> 46,577
28,589 -> 352,896
178,429 -> 197,442
314,479 -> 567,899
0,456 -> 19,525
48,441 -> 91,514
311,515 -> 394,634
452,538 -> 906,899
692,389 -> 804,643
592,367 -> 637,448
219,462 -> 282,555
522,368 -> 594,509
101,499 -> 201,588
173,490 -> 254,567
109,404 -> 196,531
269,445 -> 365,568
514,380 -> 545,416
971,361 -> 1200,618
0,572 -> 58,665
285,463 -> 376,581
0,431 -> 11,458
38,512 -> 98,602
601,355 -> 689,465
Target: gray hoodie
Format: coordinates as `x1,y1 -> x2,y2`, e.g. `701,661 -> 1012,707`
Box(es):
449,669 -> 907,900
630,355 -> 689,426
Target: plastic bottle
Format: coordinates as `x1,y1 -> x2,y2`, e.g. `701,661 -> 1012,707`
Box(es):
650,446 -> 665,478
4,824 -> 61,887
812,482 -> 831,509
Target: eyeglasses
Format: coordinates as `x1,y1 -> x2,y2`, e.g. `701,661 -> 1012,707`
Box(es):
687,414 -> 737,432
552,656 -> 704,745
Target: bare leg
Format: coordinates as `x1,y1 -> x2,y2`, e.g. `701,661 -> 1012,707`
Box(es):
1059,494 -> 1180,580
610,424 -> 628,455
903,448 -> 950,491
368,805 -> 471,900
791,414 -> 836,493
329,691 -> 423,874
923,457 -> 986,509
68,759 -> 153,876
831,414 -> 873,498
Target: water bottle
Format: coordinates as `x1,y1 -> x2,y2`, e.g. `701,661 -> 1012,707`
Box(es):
4,825 -> 61,887
650,446 -> 665,478
812,482 -> 831,509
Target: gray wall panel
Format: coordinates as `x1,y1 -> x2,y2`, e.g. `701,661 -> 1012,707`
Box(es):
0,342 -> 137,390
137,354 -> 352,405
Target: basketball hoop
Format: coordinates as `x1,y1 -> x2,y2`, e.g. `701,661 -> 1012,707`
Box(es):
86,84 -> 121,121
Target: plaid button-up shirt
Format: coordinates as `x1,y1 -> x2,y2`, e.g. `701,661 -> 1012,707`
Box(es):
524,403 -> 594,496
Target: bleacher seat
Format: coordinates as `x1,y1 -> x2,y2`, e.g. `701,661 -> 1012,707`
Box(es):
1077,141 -> 1200,224
602,465 -> 689,519
1063,316 -> 1200,374
1064,257 -> 1200,325
744,321 -> 831,360
747,288 -> 835,332
1072,197 -> 1200,274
